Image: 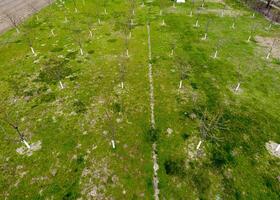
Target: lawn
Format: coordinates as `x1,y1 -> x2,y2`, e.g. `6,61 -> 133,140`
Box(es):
0,0 -> 279,199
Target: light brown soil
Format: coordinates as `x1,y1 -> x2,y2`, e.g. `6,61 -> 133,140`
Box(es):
255,36 -> 280,59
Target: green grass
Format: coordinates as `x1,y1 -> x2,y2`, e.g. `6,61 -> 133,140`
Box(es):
0,0 -> 280,199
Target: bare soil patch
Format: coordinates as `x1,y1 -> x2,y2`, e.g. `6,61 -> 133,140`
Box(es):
255,36 -> 280,59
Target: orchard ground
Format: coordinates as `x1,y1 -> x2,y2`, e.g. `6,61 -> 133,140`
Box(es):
0,0 -> 280,199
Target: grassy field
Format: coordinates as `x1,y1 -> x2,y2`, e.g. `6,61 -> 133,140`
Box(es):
0,0 -> 280,199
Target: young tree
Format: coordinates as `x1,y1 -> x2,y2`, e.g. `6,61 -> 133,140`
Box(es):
170,40 -> 176,56
72,0 -> 78,13
199,109 -> 227,142
193,8 -> 201,27
213,39 -> 223,59
103,0 -> 108,15
221,4 -> 226,17
189,0 -> 195,17
202,19 -> 211,40
4,13 -> 21,33
28,3 -> 40,21
201,0 -> 205,8
231,16 -> 237,29
23,30 -> 37,56
119,61 -> 126,89
176,56 -> 190,89
247,23 -> 257,42
0,109 -> 31,149
234,65 -> 242,92
105,110 -> 116,149
266,38 -> 277,59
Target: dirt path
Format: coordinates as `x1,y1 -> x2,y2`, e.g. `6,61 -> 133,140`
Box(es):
147,23 -> 160,200
0,0 -> 51,34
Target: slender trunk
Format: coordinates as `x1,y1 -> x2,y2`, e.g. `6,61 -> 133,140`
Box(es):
214,50 -> 218,59
235,82 -> 240,92
80,48 -> 84,56
247,35 -> 251,42
179,80 -> 182,89
59,80 -> 64,89
111,140 -> 116,149
196,140 -> 202,150
121,82 -> 124,89
89,30 -> 93,38
30,47 -> 36,56
23,140 -> 31,149
51,29 -> 55,37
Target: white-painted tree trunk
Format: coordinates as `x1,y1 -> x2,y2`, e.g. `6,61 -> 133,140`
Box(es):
202,33 -> 207,40
80,48 -> 84,56
51,29 -> 55,37
59,80 -> 64,89
266,24 -> 272,31
189,10 -> 193,17
89,30 -> 93,38
121,82 -> 124,89
111,140 -> 115,149
161,19 -> 166,26
231,22 -> 235,29
23,140 -> 31,149
235,82 -> 240,92
98,18 -> 101,24
179,80 -> 182,89
194,20 -> 199,27
126,49 -> 129,57
214,50 -> 218,59
266,52 -> 271,59
196,140 -> 202,150
276,144 -> 280,152
247,35 -> 251,42
30,47 -> 36,56
104,8 -> 107,15
170,49 -> 174,56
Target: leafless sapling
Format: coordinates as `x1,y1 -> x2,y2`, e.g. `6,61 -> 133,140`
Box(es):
266,38 -> 277,59
176,56 -> 190,89
0,111 -> 31,149
119,61 -> 126,89
247,23 -> 257,42
199,109 -> 227,143
189,0 -> 195,17
202,19 -> 212,40
4,13 -> 21,33
193,8 -> 201,27
213,39 -> 223,59
105,110 -> 116,149
234,65 -> 242,92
